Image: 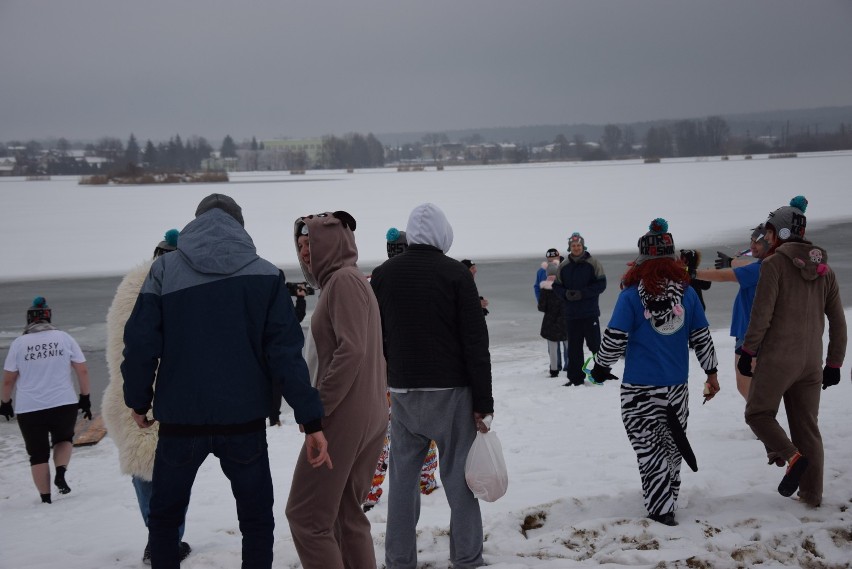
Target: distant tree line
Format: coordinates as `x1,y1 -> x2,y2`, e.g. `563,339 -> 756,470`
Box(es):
3,116 -> 852,176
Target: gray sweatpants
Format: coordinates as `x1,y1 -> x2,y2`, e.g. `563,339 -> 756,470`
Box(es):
386,387 -> 484,569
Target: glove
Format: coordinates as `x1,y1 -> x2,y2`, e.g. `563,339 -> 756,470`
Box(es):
565,289 -> 582,301
737,352 -> 753,377
0,399 -> 13,421
78,394 -> 92,420
822,366 -> 840,390
714,251 -> 733,269
590,363 -> 619,383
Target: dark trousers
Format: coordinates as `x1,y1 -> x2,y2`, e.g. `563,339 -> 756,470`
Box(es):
149,430 -> 274,569
566,317 -> 601,383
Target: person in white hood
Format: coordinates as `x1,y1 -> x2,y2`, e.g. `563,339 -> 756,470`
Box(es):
371,203 -> 493,569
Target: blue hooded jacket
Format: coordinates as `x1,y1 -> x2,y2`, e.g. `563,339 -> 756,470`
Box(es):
122,208 -> 323,432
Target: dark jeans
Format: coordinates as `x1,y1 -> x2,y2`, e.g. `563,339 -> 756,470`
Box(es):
566,316 -> 601,383
148,430 -> 274,569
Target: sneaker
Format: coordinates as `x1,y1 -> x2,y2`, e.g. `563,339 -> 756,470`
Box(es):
142,544 -> 151,565
778,453 -> 809,497
179,542 -> 192,562
648,512 -> 678,526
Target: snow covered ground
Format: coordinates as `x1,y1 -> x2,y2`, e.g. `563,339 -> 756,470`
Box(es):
1,323 -> 850,568
1,152 -> 851,568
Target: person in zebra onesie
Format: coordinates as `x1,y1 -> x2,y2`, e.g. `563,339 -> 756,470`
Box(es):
589,218 -> 720,527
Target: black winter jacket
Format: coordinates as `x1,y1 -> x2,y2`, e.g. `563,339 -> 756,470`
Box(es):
371,244 -> 494,414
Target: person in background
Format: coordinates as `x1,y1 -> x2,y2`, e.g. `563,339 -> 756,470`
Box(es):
679,249 -> 711,310
2,296 -> 92,504
363,227 -> 440,513
592,218 -> 719,527
461,259 -> 489,316
371,203 -> 493,569
695,223 -> 771,400
553,232 -> 607,386
122,194 -> 330,569
738,196 -> 846,507
102,228 -> 191,564
534,248 -> 562,302
285,211 -> 387,569
538,261 -> 568,377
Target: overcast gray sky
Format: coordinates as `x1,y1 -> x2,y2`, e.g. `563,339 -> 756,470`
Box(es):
2,0 -> 851,144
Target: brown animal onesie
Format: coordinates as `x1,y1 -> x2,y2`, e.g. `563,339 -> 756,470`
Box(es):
285,212 -> 388,569
743,240 -> 846,506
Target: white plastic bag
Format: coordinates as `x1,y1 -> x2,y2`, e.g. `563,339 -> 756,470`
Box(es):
464,418 -> 508,502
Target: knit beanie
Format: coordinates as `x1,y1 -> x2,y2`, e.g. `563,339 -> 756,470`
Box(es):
545,248 -> 560,259
766,195 -> 807,240
635,218 -> 676,265
461,259 -> 474,268
195,193 -> 244,227
750,223 -> 767,243
153,228 -> 179,258
386,227 -> 408,259
27,296 -> 52,324
567,232 -> 586,252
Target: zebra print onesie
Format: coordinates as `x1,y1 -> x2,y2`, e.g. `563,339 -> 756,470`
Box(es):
595,279 -> 717,517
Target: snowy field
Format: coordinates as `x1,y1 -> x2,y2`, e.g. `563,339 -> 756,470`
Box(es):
1,152 -> 851,568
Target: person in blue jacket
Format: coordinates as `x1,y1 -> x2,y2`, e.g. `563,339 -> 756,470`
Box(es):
591,218 -> 720,527
553,232 -> 607,386
121,193 -> 331,569
533,248 -> 562,302
696,223 -> 770,400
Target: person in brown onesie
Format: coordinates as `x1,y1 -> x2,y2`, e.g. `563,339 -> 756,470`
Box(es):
738,196 -> 846,507
285,211 -> 388,569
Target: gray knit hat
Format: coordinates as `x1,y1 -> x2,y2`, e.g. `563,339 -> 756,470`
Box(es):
635,218 -> 677,265
195,193 -> 244,226
766,195 -> 807,241
386,227 -> 408,259
567,232 -> 586,252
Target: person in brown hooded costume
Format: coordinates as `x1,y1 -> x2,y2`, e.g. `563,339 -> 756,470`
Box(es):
285,211 -> 388,569
738,196 -> 846,507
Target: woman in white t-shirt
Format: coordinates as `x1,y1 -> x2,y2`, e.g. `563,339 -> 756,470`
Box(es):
1,297 -> 91,504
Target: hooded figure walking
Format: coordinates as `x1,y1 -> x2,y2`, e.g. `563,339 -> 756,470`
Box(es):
285,211 -> 388,569
738,196 -> 846,507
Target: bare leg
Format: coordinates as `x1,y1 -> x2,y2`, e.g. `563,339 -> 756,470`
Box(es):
31,463 -> 51,494
53,441 -> 72,468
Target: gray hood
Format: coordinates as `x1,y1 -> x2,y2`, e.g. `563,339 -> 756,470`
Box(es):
177,209 -> 259,275
405,203 -> 454,253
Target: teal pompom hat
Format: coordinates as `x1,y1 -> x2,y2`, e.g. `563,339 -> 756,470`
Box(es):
386,227 -> 408,259
635,218 -> 677,265
153,228 -> 179,258
766,195 -> 807,241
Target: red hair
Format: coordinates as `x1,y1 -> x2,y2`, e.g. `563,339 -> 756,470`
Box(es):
622,258 -> 689,295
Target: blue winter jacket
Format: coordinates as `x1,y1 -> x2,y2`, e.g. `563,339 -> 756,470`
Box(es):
552,252 -> 607,320
122,209 -> 324,433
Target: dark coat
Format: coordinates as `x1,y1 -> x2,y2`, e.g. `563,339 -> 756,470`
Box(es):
538,283 -> 567,341
553,252 -> 607,320
122,209 -> 324,433
370,244 -> 494,414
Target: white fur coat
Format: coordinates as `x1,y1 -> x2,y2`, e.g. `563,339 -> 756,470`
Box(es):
101,260 -> 160,480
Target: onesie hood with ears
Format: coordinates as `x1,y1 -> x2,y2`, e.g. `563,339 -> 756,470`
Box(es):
405,203 -> 454,253
294,211 -> 359,289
